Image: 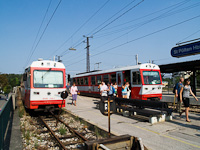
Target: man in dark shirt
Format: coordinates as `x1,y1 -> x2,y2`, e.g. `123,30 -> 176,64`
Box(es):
175,77 -> 184,113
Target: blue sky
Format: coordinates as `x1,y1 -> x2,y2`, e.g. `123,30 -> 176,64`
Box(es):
0,0 -> 200,75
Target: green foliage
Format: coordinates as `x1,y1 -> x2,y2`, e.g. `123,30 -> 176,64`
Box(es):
0,74 -> 22,94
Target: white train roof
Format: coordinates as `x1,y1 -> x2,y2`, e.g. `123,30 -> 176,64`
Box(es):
28,60 -> 65,69
73,63 -> 160,78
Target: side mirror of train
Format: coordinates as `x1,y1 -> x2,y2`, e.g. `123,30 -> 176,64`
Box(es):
60,91 -> 68,99
23,74 -> 27,81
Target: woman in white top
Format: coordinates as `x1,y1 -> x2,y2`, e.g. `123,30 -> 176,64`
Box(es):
113,82 -> 118,97
70,82 -> 78,106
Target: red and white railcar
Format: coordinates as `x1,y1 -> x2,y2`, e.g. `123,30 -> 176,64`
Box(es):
21,59 -> 66,109
72,63 -> 162,100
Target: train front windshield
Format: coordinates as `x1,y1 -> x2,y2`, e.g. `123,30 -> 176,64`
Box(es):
33,70 -> 64,88
142,71 -> 161,85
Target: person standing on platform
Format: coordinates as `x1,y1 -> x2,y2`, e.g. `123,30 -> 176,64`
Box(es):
113,82 -> 118,97
126,82 -> 131,99
175,77 -> 184,113
107,83 -> 114,97
66,83 -> 71,94
179,79 -> 198,122
122,83 -> 127,98
100,82 -> 108,101
70,82 -> 78,106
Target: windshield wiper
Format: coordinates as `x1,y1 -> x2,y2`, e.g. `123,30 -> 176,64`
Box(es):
41,68 -> 52,79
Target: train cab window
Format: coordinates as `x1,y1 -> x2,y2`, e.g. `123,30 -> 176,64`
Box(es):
91,76 -> 96,85
110,74 -> 116,84
80,78 -> 84,85
33,70 -> 63,88
84,77 -> 88,85
103,75 -> 109,84
142,71 -> 161,85
97,75 -> 102,84
132,71 -> 141,85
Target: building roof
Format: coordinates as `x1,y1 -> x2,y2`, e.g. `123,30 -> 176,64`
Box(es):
159,59 -> 200,73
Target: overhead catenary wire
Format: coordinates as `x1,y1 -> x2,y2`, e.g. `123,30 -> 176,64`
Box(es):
65,14 -> 200,67
90,0 -> 198,53
90,0 -> 144,36
48,0 -> 111,58
61,0 -> 192,63
96,0 -> 190,33
61,0 -> 143,57
95,0 -> 195,38
25,0 -> 62,66
177,28 -> 200,44
24,0 -> 52,68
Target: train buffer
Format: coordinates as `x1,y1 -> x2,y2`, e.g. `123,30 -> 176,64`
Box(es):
114,98 -> 173,124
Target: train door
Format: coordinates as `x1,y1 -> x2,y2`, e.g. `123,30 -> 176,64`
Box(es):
131,70 -> 142,99
116,72 -> 123,97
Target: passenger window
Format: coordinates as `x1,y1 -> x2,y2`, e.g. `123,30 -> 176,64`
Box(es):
110,74 -> 116,84
91,76 -> 96,85
80,78 -> 84,85
103,75 -> 109,84
77,78 -> 80,85
84,77 -> 88,85
97,75 -> 102,84
132,72 -> 141,85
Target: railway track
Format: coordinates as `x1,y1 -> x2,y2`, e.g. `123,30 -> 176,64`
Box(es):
38,111 -> 88,150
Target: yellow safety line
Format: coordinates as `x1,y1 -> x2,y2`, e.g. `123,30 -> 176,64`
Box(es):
88,110 -> 200,149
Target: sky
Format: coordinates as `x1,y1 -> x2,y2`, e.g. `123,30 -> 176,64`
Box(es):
0,0 -> 200,75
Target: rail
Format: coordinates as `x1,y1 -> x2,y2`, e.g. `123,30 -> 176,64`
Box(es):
0,94 -> 14,150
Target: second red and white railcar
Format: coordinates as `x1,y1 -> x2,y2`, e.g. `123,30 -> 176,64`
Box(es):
72,63 -> 162,100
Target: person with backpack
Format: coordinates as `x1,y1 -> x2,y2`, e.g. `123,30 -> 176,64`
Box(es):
179,79 -> 198,122
175,77 -> 184,113
107,83 -> 114,97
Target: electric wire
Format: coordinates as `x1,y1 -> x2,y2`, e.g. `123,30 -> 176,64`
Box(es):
48,0 -> 110,58
177,28 -> 200,44
24,0 -> 52,68
91,0 -> 197,52
25,0 -> 62,66
65,14 -> 200,67
62,0 -> 142,56
96,0 -> 189,33
91,0 -> 144,36
95,0 -> 196,38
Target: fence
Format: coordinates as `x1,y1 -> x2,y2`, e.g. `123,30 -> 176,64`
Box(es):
0,94 -> 14,150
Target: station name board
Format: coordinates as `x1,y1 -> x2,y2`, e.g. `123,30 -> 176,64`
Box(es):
171,41 -> 200,58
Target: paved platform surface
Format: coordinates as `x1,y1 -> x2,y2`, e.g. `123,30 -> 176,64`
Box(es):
65,95 -> 200,150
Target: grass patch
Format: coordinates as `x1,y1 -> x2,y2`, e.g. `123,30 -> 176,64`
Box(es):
59,125 -> 66,135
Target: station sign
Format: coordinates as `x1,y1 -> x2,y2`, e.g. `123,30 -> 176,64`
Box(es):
171,41 -> 200,58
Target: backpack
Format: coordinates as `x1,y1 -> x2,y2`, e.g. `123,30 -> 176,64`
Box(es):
172,86 -> 176,94
112,86 -> 115,94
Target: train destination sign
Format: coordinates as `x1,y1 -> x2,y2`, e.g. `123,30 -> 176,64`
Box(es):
171,41 -> 200,58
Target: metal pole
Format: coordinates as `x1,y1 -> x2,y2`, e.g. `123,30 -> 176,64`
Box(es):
108,97 -> 111,138
135,54 -> 138,65
86,37 -> 90,72
193,70 -> 196,95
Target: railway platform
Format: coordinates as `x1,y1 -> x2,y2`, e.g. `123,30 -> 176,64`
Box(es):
65,95 -> 200,150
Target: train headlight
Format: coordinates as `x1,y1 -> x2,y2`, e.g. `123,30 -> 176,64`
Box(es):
158,87 -> 161,89
34,92 -> 40,95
